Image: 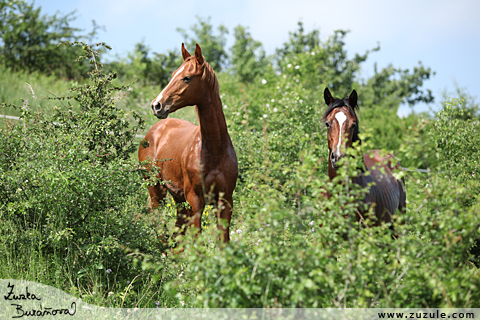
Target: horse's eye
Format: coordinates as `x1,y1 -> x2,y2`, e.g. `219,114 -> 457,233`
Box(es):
182,76 -> 192,82
351,123 -> 357,129
325,122 -> 330,129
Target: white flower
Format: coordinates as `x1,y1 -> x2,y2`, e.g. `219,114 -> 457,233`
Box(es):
273,108 -> 277,112
223,104 -> 227,109
311,51 -> 316,56
295,79 -> 299,83
263,114 -> 268,119
266,103 -> 270,108
308,221 -> 314,226
259,228 -> 264,231
261,79 -> 267,84
287,63 -> 292,68
236,229 -> 242,234
271,99 -> 275,102
295,65 -> 300,69
311,228 -> 315,232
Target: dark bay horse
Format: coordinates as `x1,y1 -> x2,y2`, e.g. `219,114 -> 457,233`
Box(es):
322,88 -> 406,228
138,44 -> 238,242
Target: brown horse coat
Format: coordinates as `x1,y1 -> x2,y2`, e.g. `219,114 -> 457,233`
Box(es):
139,44 -> 238,242
323,88 -> 406,226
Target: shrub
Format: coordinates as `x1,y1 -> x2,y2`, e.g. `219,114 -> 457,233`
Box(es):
0,42 -> 178,307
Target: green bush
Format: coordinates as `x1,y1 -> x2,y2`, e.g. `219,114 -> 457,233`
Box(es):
0,0 -> 99,79
0,42 -> 180,307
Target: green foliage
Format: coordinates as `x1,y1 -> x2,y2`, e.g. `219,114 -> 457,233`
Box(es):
441,81 -> 480,121
276,21 -> 321,60
230,25 -> 268,83
106,41 -> 181,88
0,42 -> 179,307
163,134 -> 480,307
276,26 -> 369,94
361,62 -> 435,108
431,98 -> 480,207
0,0 -> 99,79
53,42 -> 144,162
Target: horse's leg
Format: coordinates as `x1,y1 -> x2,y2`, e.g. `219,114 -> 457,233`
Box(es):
148,184 -> 168,209
172,196 -> 190,239
171,192 -> 205,239
216,196 -> 233,243
185,192 -> 205,235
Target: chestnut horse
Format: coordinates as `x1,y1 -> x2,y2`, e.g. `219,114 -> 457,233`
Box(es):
138,44 -> 238,242
322,88 -> 406,228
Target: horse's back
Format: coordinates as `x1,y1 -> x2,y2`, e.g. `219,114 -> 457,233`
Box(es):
139,118 -> 198,162
361,150 -> 404,222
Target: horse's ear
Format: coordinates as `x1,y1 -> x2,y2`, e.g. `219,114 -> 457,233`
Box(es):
194,43 -> 204,65
324,88 -> 333,106
348,90 -> 358,107
181,43 -> 191,61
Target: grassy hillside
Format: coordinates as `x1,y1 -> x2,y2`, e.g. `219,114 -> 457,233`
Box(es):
0,65 -> 197,133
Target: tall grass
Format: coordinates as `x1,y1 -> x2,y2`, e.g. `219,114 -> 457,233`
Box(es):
0,66 -> 70,116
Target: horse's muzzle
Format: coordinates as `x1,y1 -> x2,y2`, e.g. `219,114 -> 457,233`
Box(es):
330,151 -> 344,169
151,102 -> 170,119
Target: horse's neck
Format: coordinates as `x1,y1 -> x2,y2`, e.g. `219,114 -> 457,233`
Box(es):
196,92 -> 230,154
328,157 -> 366,181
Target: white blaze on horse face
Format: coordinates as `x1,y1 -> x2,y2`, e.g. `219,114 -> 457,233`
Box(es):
153,66 -> 185,104
335,110 -> 347,154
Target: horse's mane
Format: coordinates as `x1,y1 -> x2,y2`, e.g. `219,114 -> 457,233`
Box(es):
322,96 -> 362,145
185,56 -> 219,96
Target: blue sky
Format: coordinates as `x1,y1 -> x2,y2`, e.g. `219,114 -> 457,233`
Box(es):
34,0 -> 480,116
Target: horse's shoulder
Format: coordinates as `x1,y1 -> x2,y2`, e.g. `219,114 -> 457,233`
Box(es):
155,118 -> 197,129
